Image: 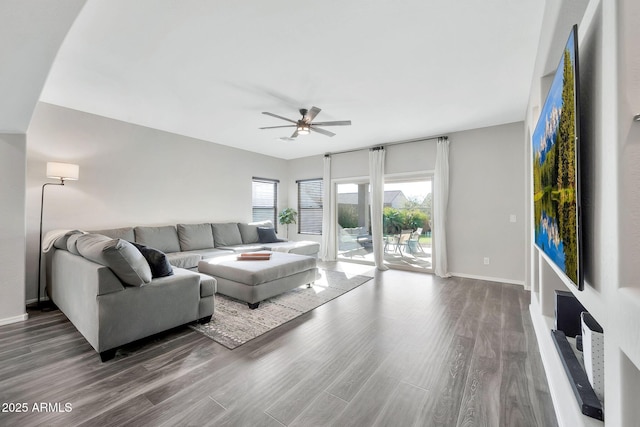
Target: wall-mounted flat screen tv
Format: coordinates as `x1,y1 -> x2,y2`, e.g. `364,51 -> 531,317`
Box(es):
532,24 -> 583,290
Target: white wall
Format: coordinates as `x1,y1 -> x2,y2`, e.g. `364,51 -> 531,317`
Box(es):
0,134 -> 28,325
0,0 -> 86,132
288,123 -> 525,284
525,0 -> 640,425
25,102 -> 289,302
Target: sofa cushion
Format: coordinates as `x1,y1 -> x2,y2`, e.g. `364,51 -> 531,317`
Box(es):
257,227 -> 281,244
177,223 -> 215,251
181,248 -> 234,259
212,223 -> 243,247
90,227 -> 135,241
134,226 -> 181,253
166,252 -> 202,269
216,244 -> 265,253
238,220 -> 273,244
263,241 -> 321,257
76,234 -> 152,286
130,242 -> 174,278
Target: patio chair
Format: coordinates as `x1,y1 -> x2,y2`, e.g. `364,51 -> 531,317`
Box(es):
384,234 -> 400,253
408,227 -> 424,253
396,231 -> 412,255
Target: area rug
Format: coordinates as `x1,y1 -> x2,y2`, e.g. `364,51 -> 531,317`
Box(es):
189,269 -> 373,349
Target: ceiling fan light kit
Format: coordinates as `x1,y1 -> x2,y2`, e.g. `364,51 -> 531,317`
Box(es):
260,106 -> 351,140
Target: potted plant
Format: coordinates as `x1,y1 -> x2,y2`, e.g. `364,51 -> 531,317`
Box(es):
278,208 -> 298,239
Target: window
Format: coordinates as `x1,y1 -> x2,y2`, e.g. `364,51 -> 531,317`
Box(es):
252,177 -> 278,230
297,178 -> 323,235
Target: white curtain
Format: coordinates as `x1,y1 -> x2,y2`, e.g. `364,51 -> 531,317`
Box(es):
369,148 -> 389,271
320,155 -> 336,261
434,137 -> 451,277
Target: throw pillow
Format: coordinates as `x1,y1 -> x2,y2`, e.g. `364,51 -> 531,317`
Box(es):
76,234 -> 152,286
130,242 -> 174,278
257,227 -> 281,244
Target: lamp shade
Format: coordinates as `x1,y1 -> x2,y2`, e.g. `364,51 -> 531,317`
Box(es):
46,162 -> 79,181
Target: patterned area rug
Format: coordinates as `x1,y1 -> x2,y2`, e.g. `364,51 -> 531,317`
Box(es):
190,269 -> 373,349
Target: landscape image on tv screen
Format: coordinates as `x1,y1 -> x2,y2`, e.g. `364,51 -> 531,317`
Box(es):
532,26 -> 581,289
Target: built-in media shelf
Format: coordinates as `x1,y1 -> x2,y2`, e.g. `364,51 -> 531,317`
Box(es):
532,243 -> 640,426
531,249 -> 605,426
530,297 -> 603,427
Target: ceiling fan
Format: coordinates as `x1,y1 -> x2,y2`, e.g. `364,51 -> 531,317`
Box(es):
259,106 -> 351,139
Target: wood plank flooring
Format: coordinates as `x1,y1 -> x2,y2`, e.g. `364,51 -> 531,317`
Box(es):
0,263 -> 557,426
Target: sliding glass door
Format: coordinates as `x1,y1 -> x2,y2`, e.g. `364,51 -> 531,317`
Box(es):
382,178 -> 433,272
336,176 -> 433,273
336,182 -> 371,258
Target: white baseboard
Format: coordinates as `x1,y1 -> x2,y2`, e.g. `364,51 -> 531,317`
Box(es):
0,313 -> 29,326
25,296 -> 50,305
450,272 -> 525,287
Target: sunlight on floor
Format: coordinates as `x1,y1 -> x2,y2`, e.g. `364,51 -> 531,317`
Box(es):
337,247 -> 432,273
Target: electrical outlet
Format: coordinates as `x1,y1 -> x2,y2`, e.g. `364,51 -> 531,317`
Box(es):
484,257 -> 490,265
510,214 -> 517,223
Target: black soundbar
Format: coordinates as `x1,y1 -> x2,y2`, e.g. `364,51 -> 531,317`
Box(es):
551,329 -> 604,421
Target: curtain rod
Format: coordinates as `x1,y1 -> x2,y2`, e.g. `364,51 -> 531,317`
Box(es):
324,135 -> 447,157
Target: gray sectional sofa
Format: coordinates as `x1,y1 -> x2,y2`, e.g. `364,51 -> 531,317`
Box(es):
46,221 -> 319,361
91,220 -> 319,269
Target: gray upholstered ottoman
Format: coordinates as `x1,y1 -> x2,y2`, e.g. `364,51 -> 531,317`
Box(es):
198,251 -> 318,309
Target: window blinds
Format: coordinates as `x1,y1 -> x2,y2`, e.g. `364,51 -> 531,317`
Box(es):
252,178 -> 278,229
297,178 -> 323,235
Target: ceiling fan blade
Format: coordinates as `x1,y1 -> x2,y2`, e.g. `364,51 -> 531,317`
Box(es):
309,126 -> 335,137
304,106 -> 322,123
310,120 -> 352,126
262,112 -> 297,124
290,129 -> 299,139
259,125 -> 296,129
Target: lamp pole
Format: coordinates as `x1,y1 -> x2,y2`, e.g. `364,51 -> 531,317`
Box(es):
37,179 -> 64,308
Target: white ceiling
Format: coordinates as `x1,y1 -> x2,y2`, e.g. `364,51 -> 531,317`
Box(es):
40,0 -> 544,160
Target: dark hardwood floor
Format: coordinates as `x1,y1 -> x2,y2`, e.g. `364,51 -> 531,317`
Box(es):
0,263 -> 557,426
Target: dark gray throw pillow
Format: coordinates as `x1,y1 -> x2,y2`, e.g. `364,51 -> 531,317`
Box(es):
130,242 -> 174,278
257,227 -> 282,244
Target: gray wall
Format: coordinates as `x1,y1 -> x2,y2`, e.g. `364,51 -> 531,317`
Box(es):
287,122 -> 526,284
25,102 -> 289,302
0,133 -> 27,324
447,122 -> 525,283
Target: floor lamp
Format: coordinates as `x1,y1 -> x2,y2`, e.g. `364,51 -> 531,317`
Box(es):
37,162 -> 80,307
